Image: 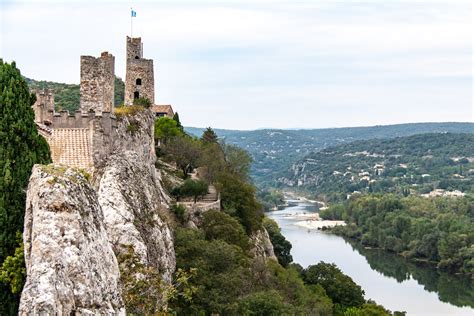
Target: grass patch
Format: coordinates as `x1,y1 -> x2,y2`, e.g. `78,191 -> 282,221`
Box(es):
114,105 -> 145,119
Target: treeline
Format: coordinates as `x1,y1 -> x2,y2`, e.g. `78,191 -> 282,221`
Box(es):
321,194 -> 474,276
25,76 -> 125,112
154,118 -> 401,315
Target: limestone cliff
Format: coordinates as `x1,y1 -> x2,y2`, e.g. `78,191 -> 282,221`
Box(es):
251,229 -> 277,261
20,109 -> 176,312
20,165 -> 124,315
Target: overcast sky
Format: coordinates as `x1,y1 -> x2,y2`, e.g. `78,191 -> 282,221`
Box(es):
1,0 -> 472,130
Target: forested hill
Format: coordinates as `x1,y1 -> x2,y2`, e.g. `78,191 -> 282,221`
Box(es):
25,77 -> 125,112
278,133 -> 474,202
186,123 -> 474,186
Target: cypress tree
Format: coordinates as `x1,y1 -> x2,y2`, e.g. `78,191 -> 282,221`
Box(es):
0,60 -> 51,314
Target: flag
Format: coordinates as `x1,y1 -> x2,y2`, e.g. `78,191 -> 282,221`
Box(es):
131,9 -> 136,17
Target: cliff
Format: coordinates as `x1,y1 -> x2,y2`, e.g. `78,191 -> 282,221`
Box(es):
20,109 -> 176,312
19,165 -> 124,315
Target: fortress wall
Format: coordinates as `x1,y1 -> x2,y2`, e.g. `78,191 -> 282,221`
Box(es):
80,52 -> 115,113
33,89 -> 55,124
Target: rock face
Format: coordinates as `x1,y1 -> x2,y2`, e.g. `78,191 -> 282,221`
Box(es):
20,165 -> 124,315
20,109 -> 176,313
251,228 -> 277,261
98,151 -> 175,282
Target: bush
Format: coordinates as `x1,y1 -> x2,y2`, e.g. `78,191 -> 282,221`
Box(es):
202,210 -> 250,251
263,217 -> 293,267
172,179 -> 208,203
133,97 -> 152,108
113,105 -> 145,119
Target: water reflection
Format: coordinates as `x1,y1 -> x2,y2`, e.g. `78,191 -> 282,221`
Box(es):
348,241 -> 474,309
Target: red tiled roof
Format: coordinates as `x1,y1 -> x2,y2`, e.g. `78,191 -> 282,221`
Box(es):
152,104 -> 174,116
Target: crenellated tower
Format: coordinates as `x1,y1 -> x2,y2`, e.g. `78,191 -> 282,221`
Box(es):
125,36 -> 155,105
80,52 -> 115,113
33,89 -> 55,125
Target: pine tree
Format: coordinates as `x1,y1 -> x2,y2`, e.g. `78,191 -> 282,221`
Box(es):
0,60 -> 51,314
201,127 -> 218,143
173,112 -> 183,131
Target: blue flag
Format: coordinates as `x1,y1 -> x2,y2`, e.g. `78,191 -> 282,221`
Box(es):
131,9 -> 136,17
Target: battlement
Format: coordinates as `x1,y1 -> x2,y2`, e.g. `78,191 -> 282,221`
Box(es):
80,52 -> 115,113
126,36 -> 143,60
51,110 -> 117,130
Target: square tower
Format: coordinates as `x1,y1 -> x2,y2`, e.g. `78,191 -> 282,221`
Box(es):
32,89 -> 55,124
125,36 -> 155,105
80,52 -> 115,113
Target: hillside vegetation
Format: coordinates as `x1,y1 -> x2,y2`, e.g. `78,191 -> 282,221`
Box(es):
187,123 -> 474,186
279,133 -> 474,202
321,194 -> 474,277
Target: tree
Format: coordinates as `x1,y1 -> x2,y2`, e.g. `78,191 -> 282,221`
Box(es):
164,136 -> 201,178
154,117 -> 183,145
303,262 -> 365,308
173,179 -> 208,203
201,127 -> 218,143
0,60 -> 51,314
202,211 -> 250,251
223,144 -> 252,181
173,112 -> 183,131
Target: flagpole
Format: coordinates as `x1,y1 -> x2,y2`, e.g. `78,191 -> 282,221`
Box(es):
130,7 -> 133,37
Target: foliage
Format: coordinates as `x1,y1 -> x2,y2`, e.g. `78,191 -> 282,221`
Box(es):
172,112 -> 183,131
1,60 -> 51,314
133,97 -> 152,108
126,122 -> 139,134
202,210 -> 251,251
222,143 -> 253,181
118,245 -> 196,315
218,172 -> 264,234
172,228 -> 333,315
263,217 -> 293,267
25,76 -> 125,112
303,262 -> 366,309
162,136 -> 201,178
258,189 -> 285,211
201,127 -> 218,143
0,234 -> 25,295
113,105 -> 145,119
171,204 -> 187,224
186,123 -> 474,187
322,194 -> 474,276
172,179 -> 208,203
154,117 -> 184,145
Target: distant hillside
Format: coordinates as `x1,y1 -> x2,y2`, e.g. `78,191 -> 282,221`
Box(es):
186,123 -> 474,186
26,77 -> 125,112
278,133 -> 474,201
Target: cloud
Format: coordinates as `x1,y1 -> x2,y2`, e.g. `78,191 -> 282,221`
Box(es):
1,0 -> 472,129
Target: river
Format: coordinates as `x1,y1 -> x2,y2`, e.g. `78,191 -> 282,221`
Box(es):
267,198 -> 474,316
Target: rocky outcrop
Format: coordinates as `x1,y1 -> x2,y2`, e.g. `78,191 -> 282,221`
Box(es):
20,165 -> 124,315
98,150 -> 175,282
251,228 -> 277,261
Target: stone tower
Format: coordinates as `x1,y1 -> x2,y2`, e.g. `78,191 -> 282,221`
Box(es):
33,89 -> 55,124
80,52 -> 115,113
125,36 -> 155,105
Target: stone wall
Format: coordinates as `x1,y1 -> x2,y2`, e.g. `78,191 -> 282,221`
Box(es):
44,111 -> 118,172
125,37 -> 155,105
80,52 -> 115,113
32,89 -> 55,124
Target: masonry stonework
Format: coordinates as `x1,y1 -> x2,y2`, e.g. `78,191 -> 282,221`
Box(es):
80,52 -> 115,113
33,89 -> 55,125
125,37 -> 155,105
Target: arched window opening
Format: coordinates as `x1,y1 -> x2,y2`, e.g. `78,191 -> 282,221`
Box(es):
136,78 -> 142,85
134,91 -> 139,99
135,56 -> 139,59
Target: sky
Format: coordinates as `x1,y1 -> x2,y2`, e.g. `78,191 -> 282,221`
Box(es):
1,0 -> 472,130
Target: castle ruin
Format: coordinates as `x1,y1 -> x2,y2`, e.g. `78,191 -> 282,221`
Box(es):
33,36 -> 168,172
124,37 -> 154,105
